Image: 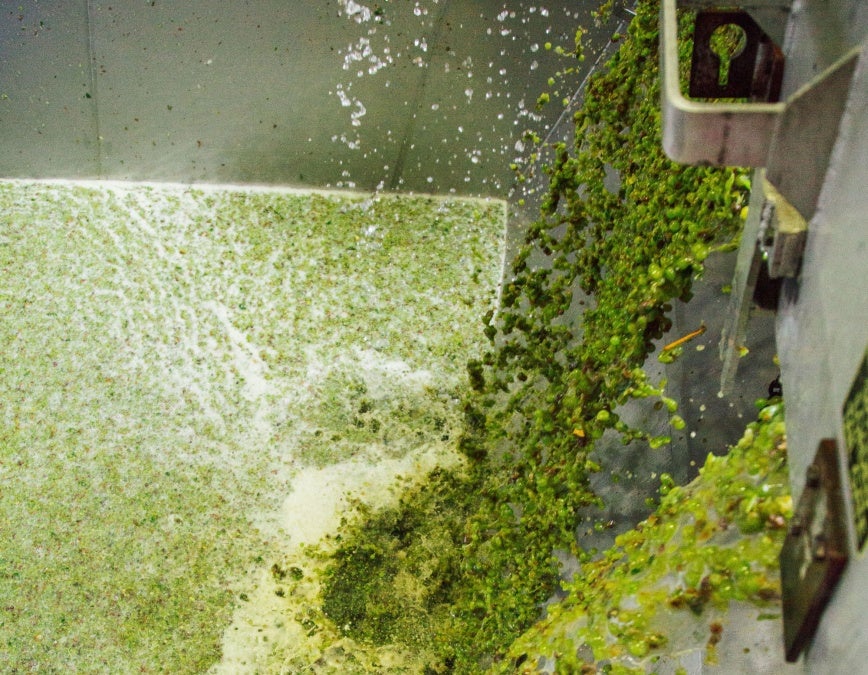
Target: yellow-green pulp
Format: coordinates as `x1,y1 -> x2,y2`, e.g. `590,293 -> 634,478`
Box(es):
0,181 -> 505,672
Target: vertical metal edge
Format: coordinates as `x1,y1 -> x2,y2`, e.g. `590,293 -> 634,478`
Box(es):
719,168 -> 766,394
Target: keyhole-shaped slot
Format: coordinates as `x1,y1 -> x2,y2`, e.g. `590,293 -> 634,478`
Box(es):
710,23 -> 747,87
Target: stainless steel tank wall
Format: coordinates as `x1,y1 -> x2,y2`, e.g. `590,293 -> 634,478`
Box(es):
0,0 -> 616,195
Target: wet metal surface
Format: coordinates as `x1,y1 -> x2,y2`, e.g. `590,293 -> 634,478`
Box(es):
0,1 -> 616,196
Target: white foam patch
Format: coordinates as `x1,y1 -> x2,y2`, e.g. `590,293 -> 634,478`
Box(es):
283,444 -> 453,547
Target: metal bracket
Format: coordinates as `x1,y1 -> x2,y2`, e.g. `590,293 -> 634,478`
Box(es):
718,170 -> 789,394
780,439 -> 849,662
764,47 -> 861,221
660,0 -> 786,166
